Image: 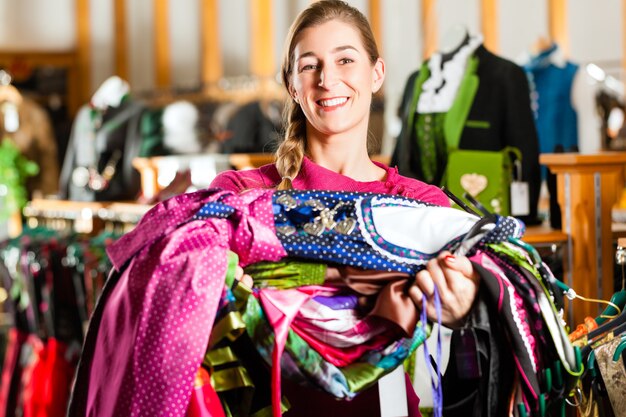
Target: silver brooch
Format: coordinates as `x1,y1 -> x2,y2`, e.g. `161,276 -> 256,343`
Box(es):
276,194 -> 298,210
276,225 -> 297,236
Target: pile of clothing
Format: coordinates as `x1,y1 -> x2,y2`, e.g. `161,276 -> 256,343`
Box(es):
67,189 -> 581,417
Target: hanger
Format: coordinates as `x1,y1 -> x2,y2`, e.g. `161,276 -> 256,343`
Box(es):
595,239 -> 626,324
518,238 -> 625,330
440,186 -> 482,216
580,242 -> 626,348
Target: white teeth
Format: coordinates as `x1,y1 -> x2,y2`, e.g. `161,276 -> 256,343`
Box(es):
319,97 -> 347,107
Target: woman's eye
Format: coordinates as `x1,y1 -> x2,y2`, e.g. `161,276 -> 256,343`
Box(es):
339,58 -> 354,65
301,64 -> 318,71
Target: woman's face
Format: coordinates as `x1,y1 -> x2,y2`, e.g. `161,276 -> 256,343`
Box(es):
289,19 -> 384,140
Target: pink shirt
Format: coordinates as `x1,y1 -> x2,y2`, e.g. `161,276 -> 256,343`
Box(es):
211,156 -> 449,207
211,157 -> 438,417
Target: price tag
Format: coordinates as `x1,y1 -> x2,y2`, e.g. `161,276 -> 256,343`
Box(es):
510,181 -> 530,216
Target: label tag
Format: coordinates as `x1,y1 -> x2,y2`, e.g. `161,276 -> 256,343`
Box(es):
510,181 -> 530,216
453,328 -> 482,379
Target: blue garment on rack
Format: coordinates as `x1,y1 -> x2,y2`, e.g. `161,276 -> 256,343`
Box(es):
523,44 -> 579,161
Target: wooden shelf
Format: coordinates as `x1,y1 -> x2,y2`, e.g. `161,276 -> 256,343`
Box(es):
523,224 -> 568,246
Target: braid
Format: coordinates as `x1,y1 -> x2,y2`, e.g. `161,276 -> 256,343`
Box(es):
275,100 -> 306,190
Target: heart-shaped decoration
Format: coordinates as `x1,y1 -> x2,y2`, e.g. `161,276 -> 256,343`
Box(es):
460,173 -> 488,197
303,221 -> 325,236
276,225 -> 297,236
304,199 -> 326,211
335,218 -> 356,235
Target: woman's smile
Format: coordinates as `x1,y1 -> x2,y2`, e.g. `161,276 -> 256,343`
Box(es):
316,96 -> 349,111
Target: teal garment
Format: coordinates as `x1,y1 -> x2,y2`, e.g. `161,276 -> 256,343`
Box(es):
522,43 -> 579,178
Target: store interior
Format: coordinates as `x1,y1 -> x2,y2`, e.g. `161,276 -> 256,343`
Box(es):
1,0 -> 626,416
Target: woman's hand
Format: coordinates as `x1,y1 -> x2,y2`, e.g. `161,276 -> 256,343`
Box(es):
234,265 -> 254,289
406,251 -> 480,328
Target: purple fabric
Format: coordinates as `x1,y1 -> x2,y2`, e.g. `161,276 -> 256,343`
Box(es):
312,294 -> 359,310
69,189 -> 286,417
210,156 -> 450,207
420,287 -> 443,417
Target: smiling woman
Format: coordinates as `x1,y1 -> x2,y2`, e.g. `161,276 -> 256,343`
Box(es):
209,1 -> 482,416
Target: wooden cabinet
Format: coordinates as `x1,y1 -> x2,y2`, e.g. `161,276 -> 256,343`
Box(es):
540,152 -> 626,326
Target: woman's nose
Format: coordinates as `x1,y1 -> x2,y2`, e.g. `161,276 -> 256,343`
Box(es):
318,67 -> 338,88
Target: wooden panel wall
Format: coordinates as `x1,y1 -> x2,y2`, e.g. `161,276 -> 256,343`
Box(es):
369,0 -> 383,54
153,0 -> 171,87
481,0 -> 498,52
201,0 -> 222,89
548,0 -> 568,56
72,0 -> 588,100
250,0 -> 274,79
114,0 -> 129,80
75,0 -> 91,102
421,0 -> 437,60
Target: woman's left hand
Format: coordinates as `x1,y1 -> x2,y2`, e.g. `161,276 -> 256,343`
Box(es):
234,265 -> 254,288
406,251 -> 480,328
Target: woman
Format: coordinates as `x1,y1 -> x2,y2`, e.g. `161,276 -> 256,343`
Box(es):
211,1 -> 479,415
212,0 -> 478,329
211,0 -> 478,416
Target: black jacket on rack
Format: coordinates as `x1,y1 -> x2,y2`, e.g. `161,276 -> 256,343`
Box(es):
59,100 -> 145,202
392,45 -> 542,225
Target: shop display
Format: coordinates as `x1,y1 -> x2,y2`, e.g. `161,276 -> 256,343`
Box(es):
392,29 -> 541,225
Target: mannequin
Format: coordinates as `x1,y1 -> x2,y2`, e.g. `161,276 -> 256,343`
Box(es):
393,28 -> 542,224
90,76 -> 130,111
0,84 -> 22,133
439,24 -> 470,63
60,76 -> 145,201
531,36 -> 553,55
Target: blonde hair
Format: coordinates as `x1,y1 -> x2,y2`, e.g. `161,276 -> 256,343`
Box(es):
275,0 -> 380,190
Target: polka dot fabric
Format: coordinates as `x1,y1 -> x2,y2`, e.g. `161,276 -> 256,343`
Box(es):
273,190 -> 424,274
271,190 -> 521,274
481,215 -> 525,245
68,189 -> 286,417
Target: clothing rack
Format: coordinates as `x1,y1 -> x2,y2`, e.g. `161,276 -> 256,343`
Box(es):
0,223 -> 121,417
22,199 -> 151,235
